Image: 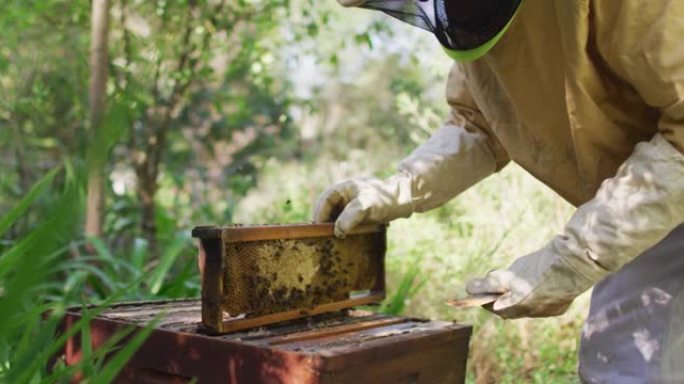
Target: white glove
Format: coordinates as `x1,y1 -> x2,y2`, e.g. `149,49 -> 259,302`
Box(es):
313,124 -> 497,238
467,134 -> 684,319
313,175 -> 414,238
466,244 -> 592,318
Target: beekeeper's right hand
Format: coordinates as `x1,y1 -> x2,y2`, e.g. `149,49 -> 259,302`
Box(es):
313,175 -> 414,238
313,123 -> 499,238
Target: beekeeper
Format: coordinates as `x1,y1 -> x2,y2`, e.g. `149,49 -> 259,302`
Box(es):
313,0 -> 684,382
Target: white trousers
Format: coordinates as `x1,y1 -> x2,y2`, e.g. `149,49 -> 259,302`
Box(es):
579,224 -> 684,383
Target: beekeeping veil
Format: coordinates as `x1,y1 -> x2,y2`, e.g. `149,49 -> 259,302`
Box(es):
339,0 -> 523,61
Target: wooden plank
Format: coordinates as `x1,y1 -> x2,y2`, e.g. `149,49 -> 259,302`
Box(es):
232,311 -> 392,345
279,322 -> 425,352
318,343 -> 468,384
266,317 -> 409,346
216,292 -> 385,334
309,323 -> 471,371
446,294 -> 500,308
373,228 -> 387,293
219,223 -> 383,242
101,303 -> 201,320
192,223 -> 384,242
200,238 -> 223,333
222,223 -> 336,242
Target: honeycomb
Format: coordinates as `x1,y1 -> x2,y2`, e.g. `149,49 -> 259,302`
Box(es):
221,233 -> 382,316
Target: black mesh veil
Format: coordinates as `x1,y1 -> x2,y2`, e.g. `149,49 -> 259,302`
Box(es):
358,0 -> 522,52
359,0 -> 437,33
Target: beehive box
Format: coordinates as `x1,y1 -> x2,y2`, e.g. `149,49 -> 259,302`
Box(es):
62,300 -> 472,383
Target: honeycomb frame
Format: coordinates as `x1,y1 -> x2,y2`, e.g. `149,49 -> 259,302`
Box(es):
192,223 -> 386,333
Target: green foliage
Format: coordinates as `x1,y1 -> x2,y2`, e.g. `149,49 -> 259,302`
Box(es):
87,317 -> 160,383
0,127 -> 157,382
71,233 -> 199,301
380,257 -> 426,316
0,168 -> 59,245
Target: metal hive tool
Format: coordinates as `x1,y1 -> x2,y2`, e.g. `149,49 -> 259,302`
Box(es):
192,223 -> 386,334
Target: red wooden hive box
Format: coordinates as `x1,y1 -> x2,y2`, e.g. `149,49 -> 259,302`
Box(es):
61,299 -> 472,383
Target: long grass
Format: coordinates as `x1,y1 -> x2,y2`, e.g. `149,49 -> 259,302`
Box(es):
0,163 -> 155,383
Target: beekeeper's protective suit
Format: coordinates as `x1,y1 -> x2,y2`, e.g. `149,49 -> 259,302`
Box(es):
314,0 -> 684,382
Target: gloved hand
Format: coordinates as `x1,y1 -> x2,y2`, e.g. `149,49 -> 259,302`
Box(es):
313,175 -> 414,238
313,124 -> 499,237
467,134 -> 684,319
466,243 -> 593,318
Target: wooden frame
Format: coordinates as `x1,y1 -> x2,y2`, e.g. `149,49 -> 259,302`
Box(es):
192,223 -> 387,334
192,223 -> 383,243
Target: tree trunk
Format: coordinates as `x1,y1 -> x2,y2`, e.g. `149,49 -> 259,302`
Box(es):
136,140 -> 160,260
131,4 -> 196,260
85,0 -> 110,239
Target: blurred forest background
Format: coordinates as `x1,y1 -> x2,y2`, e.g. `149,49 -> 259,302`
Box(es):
0,0 -> 589,382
